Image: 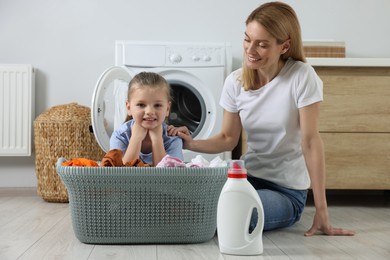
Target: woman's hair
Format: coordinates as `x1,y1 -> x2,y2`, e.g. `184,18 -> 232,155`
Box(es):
124,71 -> 172,122
242,1 -> 306,90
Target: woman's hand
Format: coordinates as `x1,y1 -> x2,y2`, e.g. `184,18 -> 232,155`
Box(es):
305,208 -> 355,236
167,125 -> 191,136
167,125 -> 194,149
177,130 -> 194,150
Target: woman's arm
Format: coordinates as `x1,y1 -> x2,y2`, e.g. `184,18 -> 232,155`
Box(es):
299,102 -> 355,236
178,110 -> 242,153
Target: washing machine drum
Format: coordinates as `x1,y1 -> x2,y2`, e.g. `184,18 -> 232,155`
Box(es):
168,81 -> 205,136
91,66 -> 207,153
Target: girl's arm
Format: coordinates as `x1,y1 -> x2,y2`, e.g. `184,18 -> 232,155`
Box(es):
299,102 -> 355,236
122,123 -> 148,164
148,124 -> 166,166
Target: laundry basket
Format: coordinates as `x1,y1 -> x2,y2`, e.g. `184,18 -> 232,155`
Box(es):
34,103 -> 105,202
56,157 -> 228,244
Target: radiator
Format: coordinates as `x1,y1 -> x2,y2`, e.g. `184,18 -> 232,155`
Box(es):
0,64 -> 35,156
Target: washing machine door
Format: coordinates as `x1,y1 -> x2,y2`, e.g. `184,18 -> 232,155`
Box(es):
91,66 -> 133,152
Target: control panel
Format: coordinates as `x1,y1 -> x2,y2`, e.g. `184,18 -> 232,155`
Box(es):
165,45 -> 225,67
117,41 -> 229,68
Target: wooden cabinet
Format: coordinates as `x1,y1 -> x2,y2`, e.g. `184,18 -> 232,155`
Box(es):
237,58 -> 390,190
315,63 -> 390,189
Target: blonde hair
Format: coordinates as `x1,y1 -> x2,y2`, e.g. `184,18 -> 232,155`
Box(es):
242,1 -> 306,91
124,72 -> 171,122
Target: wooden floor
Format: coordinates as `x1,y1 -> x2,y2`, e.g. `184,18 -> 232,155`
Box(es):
0,188 -> 389,260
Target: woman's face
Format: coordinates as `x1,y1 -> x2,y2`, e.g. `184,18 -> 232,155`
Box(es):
243,21 -> 287,70
126,85 -> 170,130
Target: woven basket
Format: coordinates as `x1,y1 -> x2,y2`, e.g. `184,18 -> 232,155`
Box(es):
34,103 -> 105,202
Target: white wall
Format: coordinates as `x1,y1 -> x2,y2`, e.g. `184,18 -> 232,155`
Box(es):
1,0 -> 389,187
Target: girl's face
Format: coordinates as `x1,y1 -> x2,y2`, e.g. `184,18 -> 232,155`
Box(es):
243,21 -> 289,71
126,85 -> 171,130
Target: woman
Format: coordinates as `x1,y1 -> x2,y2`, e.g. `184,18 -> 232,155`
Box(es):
170,2 -> 355,236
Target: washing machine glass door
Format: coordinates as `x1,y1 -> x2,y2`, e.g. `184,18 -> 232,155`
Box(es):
168,81 -> 206,137
91,66 -> 132,152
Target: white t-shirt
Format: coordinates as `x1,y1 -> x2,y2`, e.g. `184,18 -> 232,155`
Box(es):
220,58 -> 323,189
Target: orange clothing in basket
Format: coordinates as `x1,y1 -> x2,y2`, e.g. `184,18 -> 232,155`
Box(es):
61,149 -> 151,167
100,149 -> 124,167
100,149 -> 151,167
62,158 -> 99,167
125,158 -> 151,167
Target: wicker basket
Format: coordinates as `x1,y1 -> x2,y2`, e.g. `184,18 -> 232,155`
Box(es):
56,157 -> 228,244
34,103 -> 105,202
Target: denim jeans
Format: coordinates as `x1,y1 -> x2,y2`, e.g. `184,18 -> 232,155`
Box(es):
247,177 -> 308,232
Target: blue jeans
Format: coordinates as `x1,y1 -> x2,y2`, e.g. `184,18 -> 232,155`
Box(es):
247,177 -> 308,231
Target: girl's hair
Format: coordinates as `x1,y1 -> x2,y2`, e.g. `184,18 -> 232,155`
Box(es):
124,71 -> 172,122
242,1 -> 306,91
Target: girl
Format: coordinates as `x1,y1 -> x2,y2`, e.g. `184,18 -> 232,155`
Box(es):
110,72 -> 183,166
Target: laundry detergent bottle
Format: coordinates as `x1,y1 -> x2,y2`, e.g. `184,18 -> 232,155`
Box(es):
217,160 -> 264,255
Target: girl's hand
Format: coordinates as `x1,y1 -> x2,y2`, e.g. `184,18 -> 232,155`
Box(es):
148,125 -> 165,166
148,124 -> 163,142
123,122 -> 148,164
131,123 -> 148,140
167,125 -> 191,136
305,209 -> 355,236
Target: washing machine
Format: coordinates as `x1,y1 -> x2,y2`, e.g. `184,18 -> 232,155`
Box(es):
91,41 -> 232,162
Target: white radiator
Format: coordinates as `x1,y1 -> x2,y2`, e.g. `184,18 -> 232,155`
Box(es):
0,64 -> 35,156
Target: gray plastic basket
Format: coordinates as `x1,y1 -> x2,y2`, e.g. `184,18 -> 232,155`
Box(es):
56,157 -> 227,244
